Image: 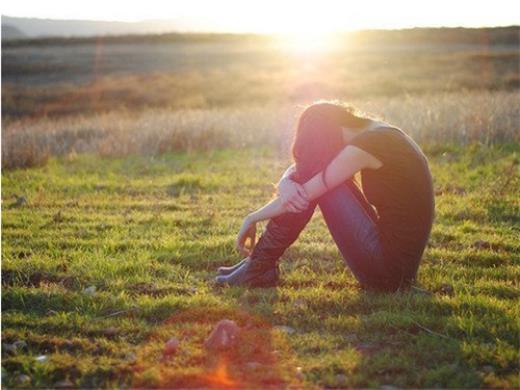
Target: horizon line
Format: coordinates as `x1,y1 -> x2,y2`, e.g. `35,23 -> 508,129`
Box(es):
3,14 -> 519,35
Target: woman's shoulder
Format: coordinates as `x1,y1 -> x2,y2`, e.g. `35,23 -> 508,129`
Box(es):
370,121 -> 405,134
370,125 -> 427,160
353,125 -> 403,143
351,124 -> 422,160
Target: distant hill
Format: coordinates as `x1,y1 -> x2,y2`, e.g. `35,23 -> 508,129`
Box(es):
1,15 -> 204,39
349,26 -> 520,46
3,26 -> 519,48
2,15 -> 519,47
2,24 -> 25,40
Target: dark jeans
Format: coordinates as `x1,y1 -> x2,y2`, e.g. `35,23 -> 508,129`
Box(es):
249,179 -> 413,292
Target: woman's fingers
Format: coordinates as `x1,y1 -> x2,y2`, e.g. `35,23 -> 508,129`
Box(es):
237,223 -> 255,256
237,236 -> 249,256
292,184 -> 309,210
288,194 -> 309,211
288,202 -> 302,212
236,237 -> 244,253
250,225 -> 257,248
296,185 -> 309,201
236,227 -> 247,253
286,203 -> 300,213
293,196 -> 309,210
246,227 -> 256,253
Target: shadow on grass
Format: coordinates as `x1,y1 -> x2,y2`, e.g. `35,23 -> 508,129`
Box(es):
210,273 -> 518,387
131,304 -> 301,388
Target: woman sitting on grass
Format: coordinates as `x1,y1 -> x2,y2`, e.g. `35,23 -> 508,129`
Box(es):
216,102 -> 435,292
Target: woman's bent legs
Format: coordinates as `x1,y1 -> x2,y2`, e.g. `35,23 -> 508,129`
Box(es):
217,179 -> 408,290
318,180 -> 401,291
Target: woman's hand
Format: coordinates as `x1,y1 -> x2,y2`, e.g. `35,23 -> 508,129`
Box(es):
278,177 -> 309,213
236,215 -> 257,257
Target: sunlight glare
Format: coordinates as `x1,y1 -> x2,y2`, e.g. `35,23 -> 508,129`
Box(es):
276,31 -> 340,53
263,4 -> 345,54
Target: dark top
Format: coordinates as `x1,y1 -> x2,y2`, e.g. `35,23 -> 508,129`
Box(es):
349,127 -> 435,269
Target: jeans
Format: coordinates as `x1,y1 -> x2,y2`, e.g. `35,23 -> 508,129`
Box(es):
249,179 -> 411,291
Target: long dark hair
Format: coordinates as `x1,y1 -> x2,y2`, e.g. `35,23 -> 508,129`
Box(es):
291,101 -> 369,183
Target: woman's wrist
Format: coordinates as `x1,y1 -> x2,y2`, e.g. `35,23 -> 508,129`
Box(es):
245,213 -> 257,224
278,176 -> 293,195
278,176 -> 292,193
246,196 -> 285,225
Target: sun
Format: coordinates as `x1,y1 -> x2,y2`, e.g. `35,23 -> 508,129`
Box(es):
263,5 -> 344,53
274,31 -> 340,53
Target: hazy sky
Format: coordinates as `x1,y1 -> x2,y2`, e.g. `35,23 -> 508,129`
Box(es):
3,0 -> 519,32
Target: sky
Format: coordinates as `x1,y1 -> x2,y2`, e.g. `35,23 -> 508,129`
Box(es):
2,0 -> 519,33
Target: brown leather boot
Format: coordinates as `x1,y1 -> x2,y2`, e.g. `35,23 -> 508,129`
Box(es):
216,201 -> 317,288
215,258 -> 279,287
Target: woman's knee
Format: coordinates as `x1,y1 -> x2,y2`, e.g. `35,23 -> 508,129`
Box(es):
318,182 -> 379,243
319,181 -> 377,224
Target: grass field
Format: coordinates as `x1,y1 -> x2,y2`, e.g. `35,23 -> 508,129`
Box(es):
2,144 -> 519,388
3,29 -> 519,121
3,91 -> 520,170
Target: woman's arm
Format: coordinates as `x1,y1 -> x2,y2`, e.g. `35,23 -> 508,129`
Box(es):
301,145 -> 382,201
249,145 -> 380,223
236,197 -> 286,256
236,165 -> 299,256
277,163 -> 296,184
235,145 -> 381,255
247,196 -> 286,224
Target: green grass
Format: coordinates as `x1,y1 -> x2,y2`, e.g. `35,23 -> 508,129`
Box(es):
2,145 -> 519,388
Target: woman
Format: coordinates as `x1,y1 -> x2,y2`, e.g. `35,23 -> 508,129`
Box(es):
216,102 -> 435,292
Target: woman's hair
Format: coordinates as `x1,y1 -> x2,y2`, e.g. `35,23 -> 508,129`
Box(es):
291,101 -> 369,183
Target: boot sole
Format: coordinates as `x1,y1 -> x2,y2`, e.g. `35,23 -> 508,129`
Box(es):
215,268 -> 279,288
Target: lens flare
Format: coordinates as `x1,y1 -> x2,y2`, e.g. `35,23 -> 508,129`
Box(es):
275,31 -> 339,53
204,356 -> 236,388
